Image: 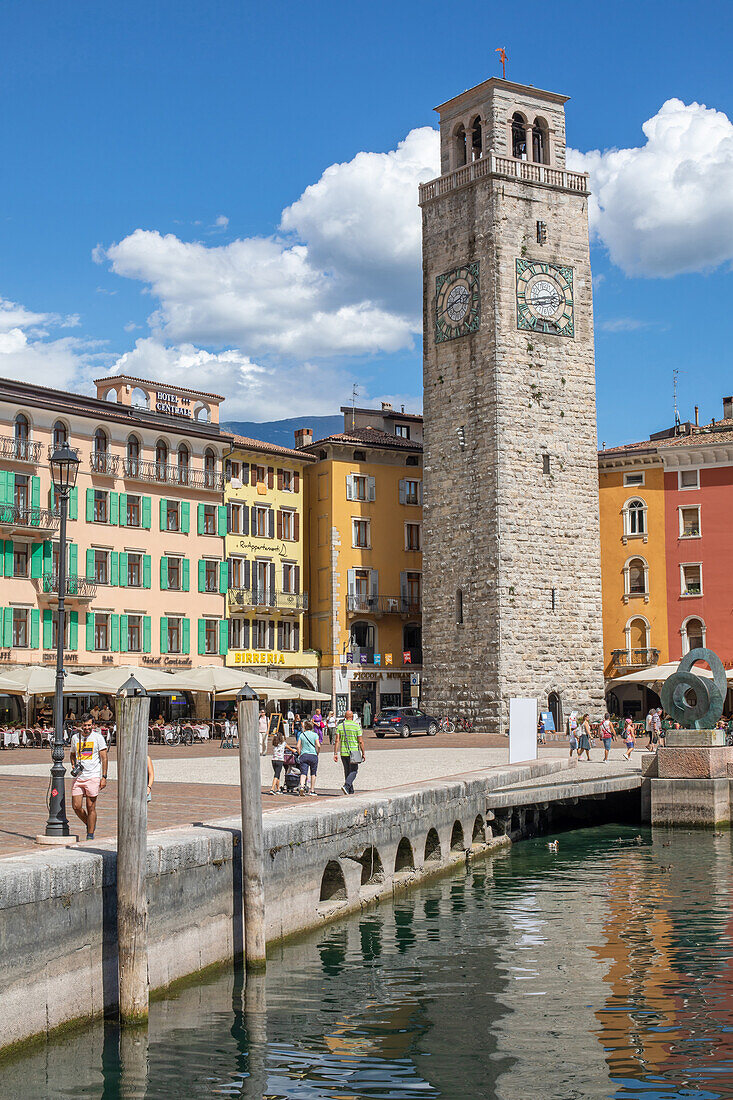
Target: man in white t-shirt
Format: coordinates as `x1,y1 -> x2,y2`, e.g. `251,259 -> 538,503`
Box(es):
70,714 -> 108,841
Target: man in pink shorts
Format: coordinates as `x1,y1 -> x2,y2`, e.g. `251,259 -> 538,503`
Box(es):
70,715 -> 108,840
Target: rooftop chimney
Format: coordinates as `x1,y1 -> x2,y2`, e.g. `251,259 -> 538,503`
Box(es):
381,401 -> 393,412
694,405 -> 699,426
294,428 -> 313,449
724,396 -> 733,421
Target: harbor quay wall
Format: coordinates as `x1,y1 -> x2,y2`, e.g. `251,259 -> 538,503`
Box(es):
0,758 -> 640,1055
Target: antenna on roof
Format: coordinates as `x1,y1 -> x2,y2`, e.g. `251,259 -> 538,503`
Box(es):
351,384 -> 359,431
673,368 -> 680,433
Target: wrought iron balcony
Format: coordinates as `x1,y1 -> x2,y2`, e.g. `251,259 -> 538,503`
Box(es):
0,436 -> 42,463
38,573 -> 97,600
610,648 -> 660,671
90,451 -> 120,476
346,594 -> 422,616
123,458 -> 224,491
0,504 -> 59,531
228,587 -> 308,612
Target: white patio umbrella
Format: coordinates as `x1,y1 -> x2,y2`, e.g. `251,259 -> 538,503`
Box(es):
0,666 -> 119,726
612,661 -> 715,687
72,665 -> 180,694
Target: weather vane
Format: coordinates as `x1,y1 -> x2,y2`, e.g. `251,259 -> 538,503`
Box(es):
495,47 -> 507,79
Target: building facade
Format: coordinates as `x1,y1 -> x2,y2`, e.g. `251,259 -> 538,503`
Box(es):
0,374 -> 228,672
420,75 -> 605,733
223,435 -> 318,687
301,404 -> 423,718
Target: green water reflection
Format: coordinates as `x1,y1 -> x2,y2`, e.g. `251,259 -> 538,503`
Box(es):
3,825 -> 733,1099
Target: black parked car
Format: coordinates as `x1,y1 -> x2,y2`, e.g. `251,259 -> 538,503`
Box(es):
373,706 -> 438,738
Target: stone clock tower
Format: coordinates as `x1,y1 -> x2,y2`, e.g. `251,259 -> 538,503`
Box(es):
420,76 -> 605,733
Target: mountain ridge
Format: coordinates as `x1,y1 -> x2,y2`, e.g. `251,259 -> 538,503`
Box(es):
222,414 -> 343,449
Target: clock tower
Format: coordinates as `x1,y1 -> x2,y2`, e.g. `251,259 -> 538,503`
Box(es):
420,76 -> 605,733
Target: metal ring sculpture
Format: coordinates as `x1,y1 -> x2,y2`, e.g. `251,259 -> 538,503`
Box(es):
660,648 -> 727,730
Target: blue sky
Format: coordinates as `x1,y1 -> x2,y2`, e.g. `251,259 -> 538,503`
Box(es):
1,0 -> 731,445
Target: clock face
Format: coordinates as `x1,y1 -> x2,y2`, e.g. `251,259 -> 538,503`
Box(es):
516,260 -> 574,337
435,262 -> 480,343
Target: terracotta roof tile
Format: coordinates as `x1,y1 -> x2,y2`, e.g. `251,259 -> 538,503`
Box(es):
94,374 -> 225,401
310,427 -> 423,451
224,433 -> 317,461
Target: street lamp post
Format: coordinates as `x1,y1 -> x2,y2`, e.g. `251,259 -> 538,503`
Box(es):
44,442 -> 80,837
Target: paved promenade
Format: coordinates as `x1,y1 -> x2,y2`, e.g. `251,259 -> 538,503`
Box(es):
0,732 -> 640,858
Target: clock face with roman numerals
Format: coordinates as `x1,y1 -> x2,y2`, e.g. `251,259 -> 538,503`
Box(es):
435,262 -> 480,343
516,259 -> 574,337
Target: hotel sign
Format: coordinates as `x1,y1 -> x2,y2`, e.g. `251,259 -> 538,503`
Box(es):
156,391 -> 192,418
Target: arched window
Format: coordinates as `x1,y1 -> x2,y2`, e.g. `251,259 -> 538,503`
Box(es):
104,387 -> 118,403
548,691 -> 563,733
177,443 -> 190,485
126,435 -> 140,476
532,117 -> 549,164
682,616 -> 706,654
625,616 -> 650,653
130,387 -> 148,408
194,402 -> 210,423
94,428 -> 108,454
511,113 -> 527,159
471,116 -> 482,161
624,556 -> 649,601
204,448 -> 216,488
455,124 -> 467,168
14,414 -> 28,442
623,498 -> 647,538
155,440 -> 168,478
52,421 -> 68,448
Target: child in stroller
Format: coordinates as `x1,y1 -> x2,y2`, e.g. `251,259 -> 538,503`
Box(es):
282,744 -> 301,795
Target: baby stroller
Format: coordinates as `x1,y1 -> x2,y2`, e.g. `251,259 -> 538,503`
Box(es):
282,746 -> 301,795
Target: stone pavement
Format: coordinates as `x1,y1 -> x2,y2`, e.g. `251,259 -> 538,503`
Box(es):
0,734 -> 640,859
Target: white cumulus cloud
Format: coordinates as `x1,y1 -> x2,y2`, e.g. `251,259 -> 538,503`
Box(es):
568,98 -> 733,277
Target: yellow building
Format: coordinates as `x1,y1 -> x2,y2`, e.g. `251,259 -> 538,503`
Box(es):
300,403 -> 423,719
599,447 -> 669,717
223,434 -> 318,688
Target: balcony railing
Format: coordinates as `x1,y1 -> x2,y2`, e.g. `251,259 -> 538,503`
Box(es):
0,504 -> 59,531
123,458 -> 224,491
39,573 -> 97,599
611,648 -> 661,670
0,436 -> 42,463
228,587 -> 308,612
418,152 -> 589,205
90,451 -> 120,476
347,594 -> 422,615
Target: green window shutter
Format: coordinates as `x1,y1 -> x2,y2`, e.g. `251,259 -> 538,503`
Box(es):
110,492 -> 119,526
142,496 -> 151,529
86,612 -> 95,651
3,607 -> 12,648
86,487 -> 94,521
197,618 -> 206,655
4,541 -> 13,577
160,556 -> 168,590
217,505 -> 227,536
42,540 -> 52,576
182,617 -> 190,655
0,542 -> 4,578
0,470 -> 7,505
110,614 -> 119,652
160,617 -> 168,654
181,501 -> 190,534
120,614 -> 128,653
143,616 -> 151,653
68,543 -> 77,577
182,557 -> 190,591
68,486 -> 78,521
219,560 -> 228,594
197,504 -> 204,534
159,498 -> 166,530
42,609 -> 53,650
119,552 -> 128,587
30,543 -> 43,579
30,609 -> 39,649
198,559 -> 205,592
143,554 -> 151,589
119,493 -> 127,526
110,551 -> 119,586
48,483 -> 55,512
31,477 -> 40,524
219,618 -> 228,656
69,611 -> 78,651
86,549 -> 95,580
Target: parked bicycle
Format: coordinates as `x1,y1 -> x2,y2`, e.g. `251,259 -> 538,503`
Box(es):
437,715 -> 475,733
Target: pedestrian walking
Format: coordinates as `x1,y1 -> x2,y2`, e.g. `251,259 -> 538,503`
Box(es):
652,708 -> 663,750
568,712 -> 578,759
600,713 -> 614,762
297,719 -> 320,796
258,709 -> 268,756
645,708 -> 654,749
326,710 -> 336,744
363,699 -> 372,730
334,710 -> 365,795
578,713 -> 592,761
623,717 -> 636,760
70,714 -> 108,841
285,707 -> 295,738
313,707 -> 326,745
537,714 -> 547,745
269,730 -> 287,794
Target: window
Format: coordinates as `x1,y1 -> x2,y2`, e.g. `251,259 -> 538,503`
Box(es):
679,506 -> 701,538
281,620 -> 295,651
230,557 -> 244,588
351,475 -> 367,501
167,556 -> 181,590
282,562 -> 297,593
203,505 -> 217,535
229,461 -> 241,481
511,112 -> 527,159
51,611 -> 69,650
177,444 -> 190,484
94,550 -> 109,584
471,116 -> 482,160
204,560 -> 219,593
627,557 -> 648,596
542,453 -> 551,475
253,505 -> 268,538
14,414 -> 29,458
406,455 -> 419,466
14,474 -> 28,510
281,469 -> 293,492
52,421 -> 68,447
126,495 -> 141,527
127,435 -> 140,475
166,501 -> 180,532
230,503 -> 243,533
127,553 -> 142,587
683,616 -> 706,653
354,569 -> 370,598
532,117 -> 548,164
167,617 -> 181,654
404,572 -> 422,610
13,544 -> 28,578
352,518 -> 370,548
353,450 -> 366,461
94,490 -> 108,523
395,424 -> 410,439
229,617 -> 245,648
678,469 -> 700,490
626,616 -> 650,652
254,464 -> 266,484
12,609 -> 28,647
156,440 -> 169,476
94,614 -> 109,651
127,615 -> 142,653
454,123 -> 467,167
281,510 -> 295,540
252,619 -> 269,649
405,523 -> 421,551
623,498 -> 647,537
94,428 -> 108,454
204,449 -> 216,488
456,588 -> 464,625
403,479 -> 421,505
681,564 -> 702,597
624,471 -> 645,487
204,619 -> 219,654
